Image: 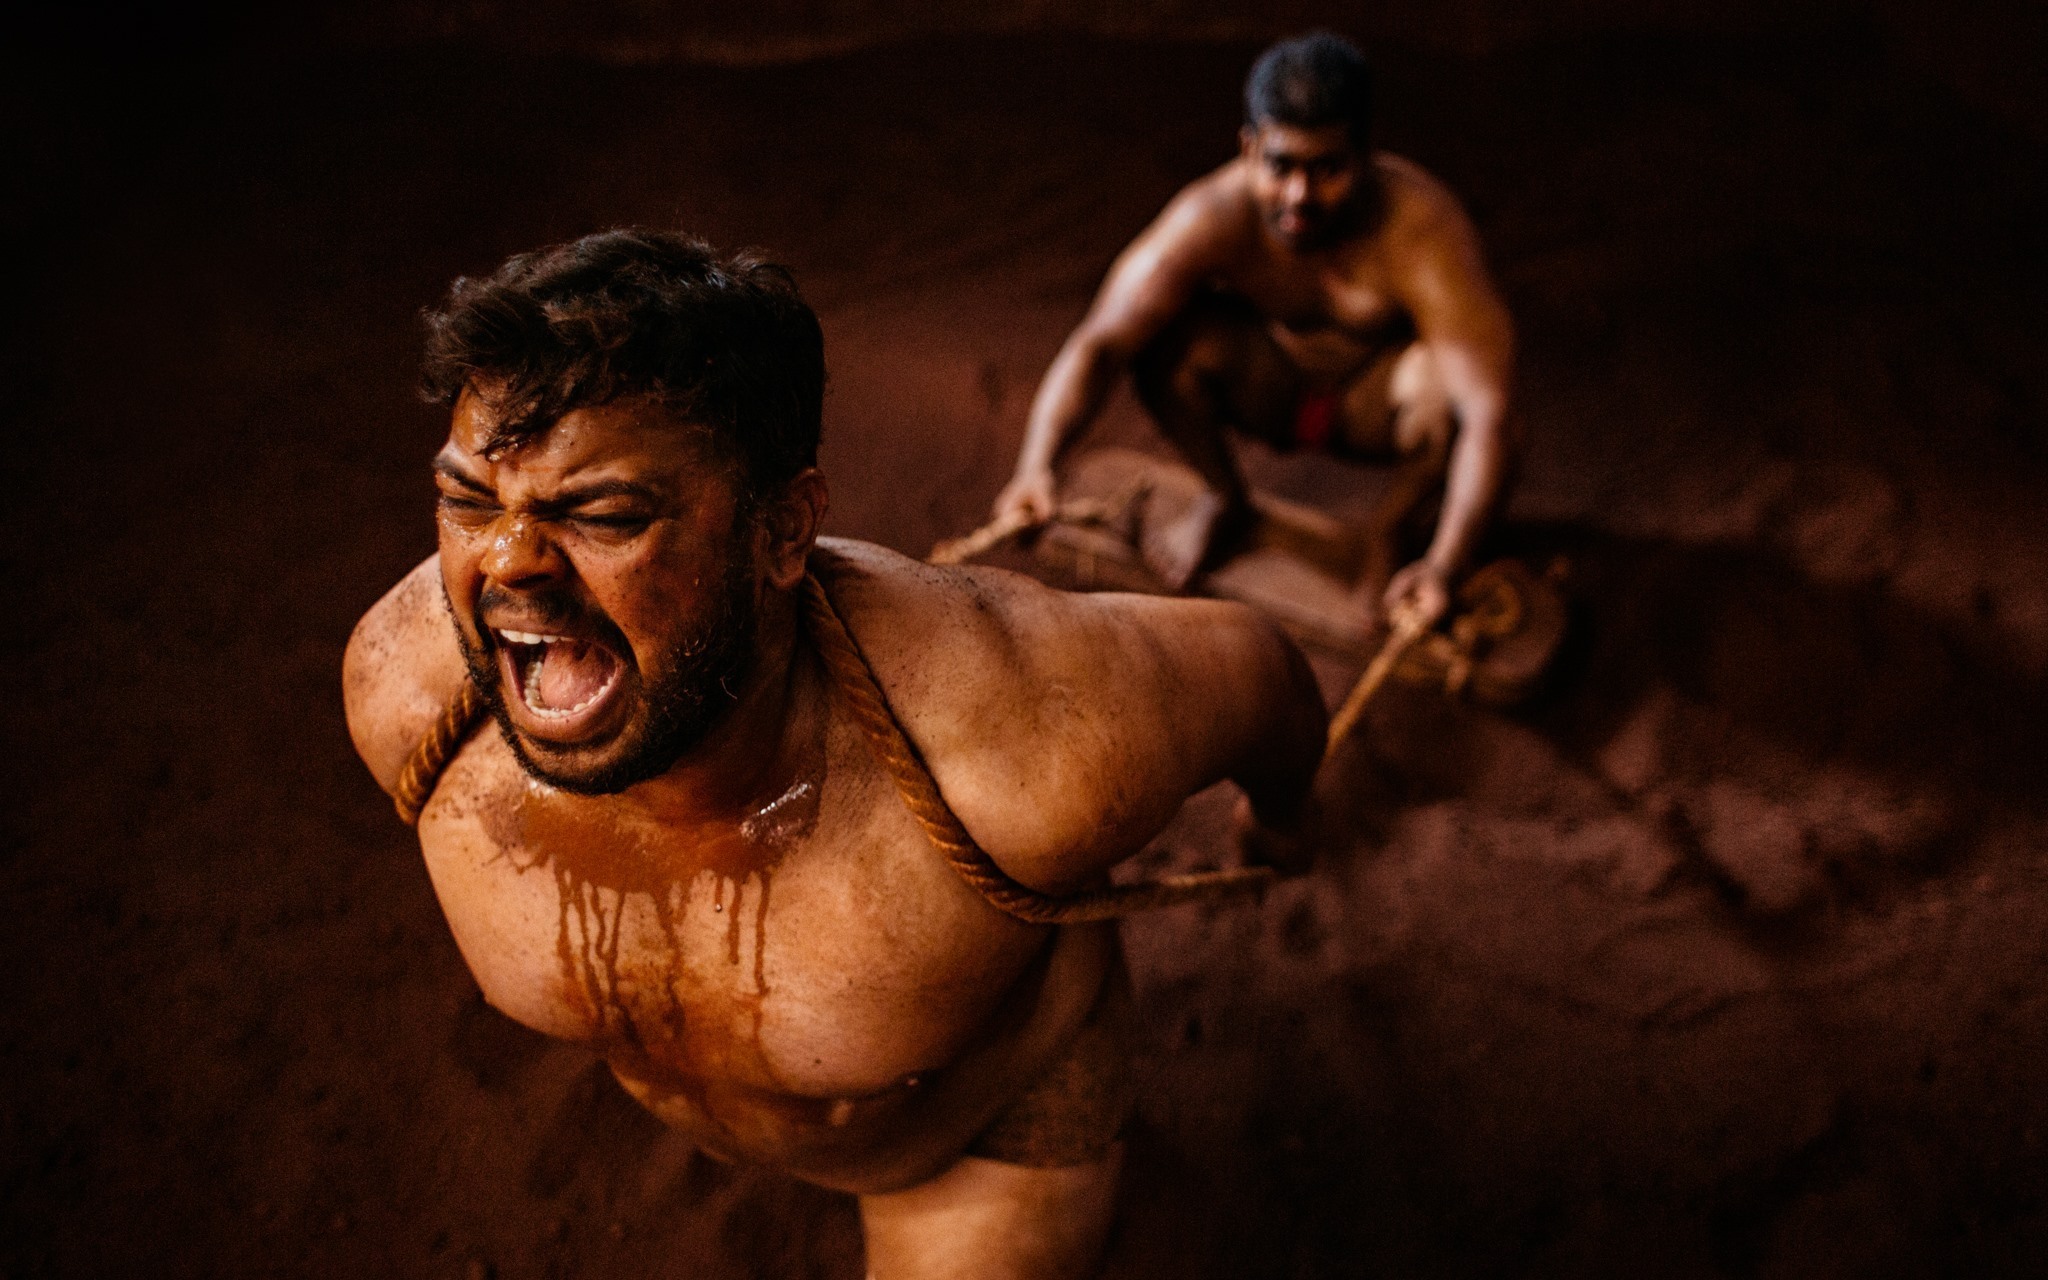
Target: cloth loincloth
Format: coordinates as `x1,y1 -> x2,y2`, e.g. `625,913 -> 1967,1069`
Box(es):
965,961 -> 1136,1168
1291,388 -> 1342,451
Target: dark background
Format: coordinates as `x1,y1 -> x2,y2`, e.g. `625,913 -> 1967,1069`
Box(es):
5,2 -> 2046,1276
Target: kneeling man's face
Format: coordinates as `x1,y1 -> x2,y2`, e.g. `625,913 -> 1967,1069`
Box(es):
1243,120 -> 1368,251
432,390 -> 760,794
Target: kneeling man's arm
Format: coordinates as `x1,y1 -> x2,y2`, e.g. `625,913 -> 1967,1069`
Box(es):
998,189 -> 1231,520
1400,208 -> 1517,579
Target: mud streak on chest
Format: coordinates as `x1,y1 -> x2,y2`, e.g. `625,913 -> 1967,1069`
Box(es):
479,767 -> 822,1067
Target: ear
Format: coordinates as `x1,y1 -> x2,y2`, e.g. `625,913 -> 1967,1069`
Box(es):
756,467 -> 830,591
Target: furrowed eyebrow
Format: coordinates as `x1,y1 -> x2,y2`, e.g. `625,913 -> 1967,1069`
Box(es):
432,457 -> 494,496
429,457 -> 668,514
543,478 -> 668,509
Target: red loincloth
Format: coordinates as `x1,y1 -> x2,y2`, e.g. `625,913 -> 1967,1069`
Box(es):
1293,389 -> 1340,451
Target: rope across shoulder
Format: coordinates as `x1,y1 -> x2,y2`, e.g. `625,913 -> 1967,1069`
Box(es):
389,550 -> 1274,922
799,548 -> 1272,923
392,679 -> 483,827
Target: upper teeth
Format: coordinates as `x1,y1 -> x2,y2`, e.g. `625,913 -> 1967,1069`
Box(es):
498,629 -> 567,645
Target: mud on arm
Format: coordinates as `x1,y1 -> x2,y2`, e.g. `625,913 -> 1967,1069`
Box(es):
973,589 -> 1328,892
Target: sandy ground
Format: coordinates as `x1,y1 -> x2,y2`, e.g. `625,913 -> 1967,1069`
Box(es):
6,22 -> 2048,1279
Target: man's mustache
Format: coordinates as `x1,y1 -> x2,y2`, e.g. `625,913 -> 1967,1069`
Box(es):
474,587 -> 628,652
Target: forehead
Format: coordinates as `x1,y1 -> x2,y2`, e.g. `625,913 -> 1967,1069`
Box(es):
1252,120 -> 1356,159
443,390 -> 726,490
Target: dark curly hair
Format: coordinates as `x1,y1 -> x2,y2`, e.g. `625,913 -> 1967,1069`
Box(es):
419,228 -> 824,499
1244,31 -> 1374,149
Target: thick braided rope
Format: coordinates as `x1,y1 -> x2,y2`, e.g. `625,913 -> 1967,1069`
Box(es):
800,556 -> 1273,924
394,678 -> 486,826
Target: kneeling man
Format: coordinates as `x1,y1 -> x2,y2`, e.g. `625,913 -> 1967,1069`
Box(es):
343,229 -> 1326,1279
994,31 -> 1517,629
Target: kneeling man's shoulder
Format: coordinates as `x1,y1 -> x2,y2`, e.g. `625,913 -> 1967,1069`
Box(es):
342,556 -> 468,796
1376,154 -> 1478,242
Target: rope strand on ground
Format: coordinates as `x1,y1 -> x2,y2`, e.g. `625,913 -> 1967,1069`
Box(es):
1324,607 -> 1430,752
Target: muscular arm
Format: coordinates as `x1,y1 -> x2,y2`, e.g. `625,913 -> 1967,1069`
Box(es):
996,182 -> 1237,521
986,589 -> 1326,892
1388,183 -> 1517,609
840,546 -> 1326,895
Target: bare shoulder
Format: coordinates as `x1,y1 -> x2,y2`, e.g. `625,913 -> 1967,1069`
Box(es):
342,555 -> 470,795
818,534 -> 1276,676
819,535 -> 1260,689
817,538 -> 1296,888
1134,161 -> 1263,267
1375,153 -> 1482,250
1079,163 -> 1261,348
1373,152 -> 1511,347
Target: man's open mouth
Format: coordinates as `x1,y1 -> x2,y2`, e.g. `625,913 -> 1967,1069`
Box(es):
493,627 -> 627,740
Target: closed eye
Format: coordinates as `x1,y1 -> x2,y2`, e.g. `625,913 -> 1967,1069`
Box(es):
573,513 -> 651,532
437,494 -> 499,519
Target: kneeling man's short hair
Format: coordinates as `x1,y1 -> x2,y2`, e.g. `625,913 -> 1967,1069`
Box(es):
1244,31 -> 1374,149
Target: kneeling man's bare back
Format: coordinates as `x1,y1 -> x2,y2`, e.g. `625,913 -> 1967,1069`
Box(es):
343,230 -> 1326,1278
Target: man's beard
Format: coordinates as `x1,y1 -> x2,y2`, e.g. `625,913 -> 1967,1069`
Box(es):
453,548 -> 759,796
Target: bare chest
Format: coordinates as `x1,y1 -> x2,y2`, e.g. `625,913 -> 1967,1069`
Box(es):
1231,244 -> 1410,359
413,727 -> 1044,1103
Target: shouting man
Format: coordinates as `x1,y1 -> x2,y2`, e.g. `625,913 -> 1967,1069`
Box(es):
994,31 -> 1517,629
343,230 -> 1326,1279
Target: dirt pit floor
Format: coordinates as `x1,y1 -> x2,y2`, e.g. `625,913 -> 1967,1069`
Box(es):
6,20 -> 2048,1280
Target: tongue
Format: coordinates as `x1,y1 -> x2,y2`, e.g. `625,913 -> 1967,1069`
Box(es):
535,640 -> 620,711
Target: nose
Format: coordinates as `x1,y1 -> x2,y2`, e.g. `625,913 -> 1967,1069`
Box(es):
1283,171 -> 1311,206
480,513 -> 568,588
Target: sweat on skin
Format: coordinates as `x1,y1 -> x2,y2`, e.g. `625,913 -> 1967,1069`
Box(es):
345,342 -> 1327,1278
